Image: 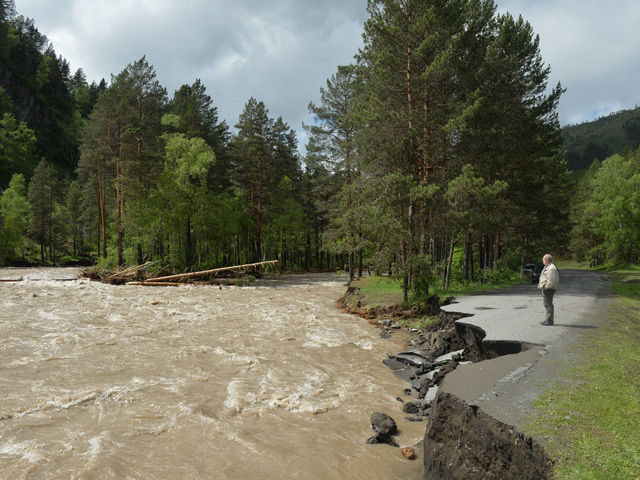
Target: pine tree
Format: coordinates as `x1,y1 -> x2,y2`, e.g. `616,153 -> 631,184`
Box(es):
231,98 -> 274,261
463,12 -> 567,269
306,65 -> 361,279
27,159 -> 59,262
169,79 -> 230,193
78,57 -> 166,265
66,179 -> 83,257
356,0 -> 486,299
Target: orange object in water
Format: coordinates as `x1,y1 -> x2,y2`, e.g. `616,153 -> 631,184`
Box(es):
401,447 -> 415,459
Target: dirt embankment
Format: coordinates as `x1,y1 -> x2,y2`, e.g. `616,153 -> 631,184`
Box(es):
423,391 -> 551,479
339,286 -> 553,480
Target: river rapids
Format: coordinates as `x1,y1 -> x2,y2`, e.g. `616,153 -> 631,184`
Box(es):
0,268 -> 423,479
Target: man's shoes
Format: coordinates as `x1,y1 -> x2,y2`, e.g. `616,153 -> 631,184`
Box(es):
540,320 -> 554,326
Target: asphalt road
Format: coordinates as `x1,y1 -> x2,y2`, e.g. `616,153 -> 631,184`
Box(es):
438,269 -> 613,428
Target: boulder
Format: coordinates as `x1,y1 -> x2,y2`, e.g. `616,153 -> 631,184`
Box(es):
371,412 -> 397,436
403,402 -> 421,414
366,412 -> 399,446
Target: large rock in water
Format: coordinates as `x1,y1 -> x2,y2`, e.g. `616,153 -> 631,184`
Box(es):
423,391 -> 552,479
366,412 -> 399,446
371,412 -> 397,436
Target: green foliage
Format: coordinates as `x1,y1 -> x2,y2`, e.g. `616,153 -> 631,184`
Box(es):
0,111 -> 38,187
0,173 -> 31,259
570,150 -> 640,265
309,0 -> 567,297
1,14 -> 78,175
0,86 -> 12,113
478,255 -> 521,283
163,130 -> 215,194
155,122 -> 216,269
230,97 -> 303,264
27,159 -> 59,262
444,165 -> 508,239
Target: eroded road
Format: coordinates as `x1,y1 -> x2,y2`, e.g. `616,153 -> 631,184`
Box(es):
439,269 -> 612,427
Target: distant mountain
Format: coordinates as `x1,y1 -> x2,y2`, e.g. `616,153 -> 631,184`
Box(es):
562,106 -> 640,171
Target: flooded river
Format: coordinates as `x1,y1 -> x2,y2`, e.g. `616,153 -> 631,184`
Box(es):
0,268 -> 424,479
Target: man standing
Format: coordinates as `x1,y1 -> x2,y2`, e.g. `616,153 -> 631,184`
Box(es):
538,254 -> 559,325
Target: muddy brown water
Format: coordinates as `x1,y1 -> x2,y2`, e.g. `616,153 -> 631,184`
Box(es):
0,268 -> 424,479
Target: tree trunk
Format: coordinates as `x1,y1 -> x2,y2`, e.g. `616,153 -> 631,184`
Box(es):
402,239 -> 408,303
116,177 -> 123,266
463,232 -> 471,281
97,164 -> 107,259
256,151 -> 264,262
478,238 -> 485,283
470,241 -> 475,282
446,239 -> 455,289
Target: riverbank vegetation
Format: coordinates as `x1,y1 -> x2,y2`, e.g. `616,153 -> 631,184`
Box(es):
341,264 -> 527,331
525,267 -> 640,478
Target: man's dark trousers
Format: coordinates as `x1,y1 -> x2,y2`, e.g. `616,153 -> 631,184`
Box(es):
543,289 -> 556,324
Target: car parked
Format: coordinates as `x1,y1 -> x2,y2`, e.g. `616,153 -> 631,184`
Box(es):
523,263 -> 536,279
531,263 -> 545,284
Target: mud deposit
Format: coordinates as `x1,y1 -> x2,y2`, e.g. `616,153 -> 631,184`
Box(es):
0,268 -> 425,480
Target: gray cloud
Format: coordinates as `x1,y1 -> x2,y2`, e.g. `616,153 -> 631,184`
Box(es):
15,0 -> 367,142
14,0 -> 640,150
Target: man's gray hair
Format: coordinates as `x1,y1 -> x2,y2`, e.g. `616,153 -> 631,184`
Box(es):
544,254 -> 553,263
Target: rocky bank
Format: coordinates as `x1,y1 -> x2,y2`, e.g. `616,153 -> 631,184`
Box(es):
340,289 -> 554,479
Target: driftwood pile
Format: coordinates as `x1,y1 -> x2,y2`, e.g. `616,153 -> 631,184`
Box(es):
103,261 -> 157,284
104,260 -> 279,287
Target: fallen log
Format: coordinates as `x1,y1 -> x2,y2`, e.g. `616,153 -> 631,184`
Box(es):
143,260 -> 279,283
106,261 -> 156,279
126,281 -> 196,286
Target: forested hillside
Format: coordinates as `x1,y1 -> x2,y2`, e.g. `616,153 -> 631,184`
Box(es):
0,1 -> 104,186
2,0 -> 573,299
563,106 -> 640,170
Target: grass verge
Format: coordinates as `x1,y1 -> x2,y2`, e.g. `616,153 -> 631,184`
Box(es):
524,268 -> 640,479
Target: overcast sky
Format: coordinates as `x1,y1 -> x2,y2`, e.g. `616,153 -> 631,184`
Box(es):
13,0 -> 640,152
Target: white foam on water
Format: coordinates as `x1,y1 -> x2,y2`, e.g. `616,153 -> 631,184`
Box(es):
224,379 -> 247,415
225,431 -> 260,453
1,268 -> 422,479
222,368 -> 376,416
107,313 -> 126,323
347,340 -> 374,350
303,329 -> 348,348
213,347 -> 262,371
4,377 -> 168,420
0,440 -> 46,463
